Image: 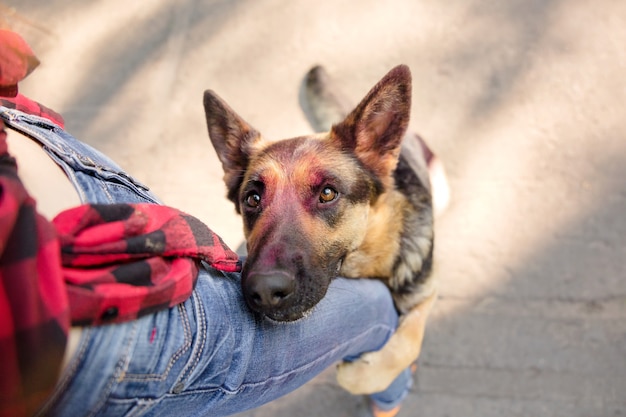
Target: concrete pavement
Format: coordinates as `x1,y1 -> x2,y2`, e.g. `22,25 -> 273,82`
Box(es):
5,0 -> 626,415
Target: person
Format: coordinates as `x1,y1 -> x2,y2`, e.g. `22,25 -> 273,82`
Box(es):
0,30 -> 416,417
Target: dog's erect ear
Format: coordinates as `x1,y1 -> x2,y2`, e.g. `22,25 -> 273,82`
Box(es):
330,65 -> 411,187
204,90 -> 263,210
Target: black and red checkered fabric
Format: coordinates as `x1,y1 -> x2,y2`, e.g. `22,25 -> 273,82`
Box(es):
0,30 -> 242,416
54,203 -> 241,325
0,93 -> 64,128
0,129 -> 242,417
0,127 -> 69,417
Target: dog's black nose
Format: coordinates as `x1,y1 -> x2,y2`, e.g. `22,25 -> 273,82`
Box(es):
244,272 -> 295,309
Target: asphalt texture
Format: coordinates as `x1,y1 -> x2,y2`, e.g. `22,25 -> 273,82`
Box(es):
5,1 -> 626,416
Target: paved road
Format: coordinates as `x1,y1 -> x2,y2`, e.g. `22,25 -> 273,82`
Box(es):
6,0 -> 626,415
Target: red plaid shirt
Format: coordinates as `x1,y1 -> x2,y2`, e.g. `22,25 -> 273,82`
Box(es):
0,30 -> 241,416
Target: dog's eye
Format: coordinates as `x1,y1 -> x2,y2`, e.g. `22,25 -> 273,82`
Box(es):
319,187 -> 338,203
245,192 -> 261,208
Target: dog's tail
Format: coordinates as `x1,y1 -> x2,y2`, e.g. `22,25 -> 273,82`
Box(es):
299,65 -> 353,133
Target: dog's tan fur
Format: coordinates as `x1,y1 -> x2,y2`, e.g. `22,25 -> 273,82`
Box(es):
204,65 -> 437,394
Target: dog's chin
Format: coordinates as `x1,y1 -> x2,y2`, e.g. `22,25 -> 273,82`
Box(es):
261,307 -> 313,323
246,297 -> 319,323
244,289 -> 327,323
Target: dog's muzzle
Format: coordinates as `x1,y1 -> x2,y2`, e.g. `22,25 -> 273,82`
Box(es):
241,264 -> 334,322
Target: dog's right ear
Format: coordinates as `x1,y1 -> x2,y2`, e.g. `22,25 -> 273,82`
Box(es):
330,65 -> 411,190
204,90 -> 263,211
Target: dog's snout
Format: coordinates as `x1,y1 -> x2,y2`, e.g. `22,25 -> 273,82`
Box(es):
244,271 -> 295,309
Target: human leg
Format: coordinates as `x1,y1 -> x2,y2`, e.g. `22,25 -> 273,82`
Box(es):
41,268 -> 410,417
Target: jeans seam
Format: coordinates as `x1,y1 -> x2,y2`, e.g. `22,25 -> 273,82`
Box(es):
106,182 -> 157,203
98,180 -> 116,203
122,304 -> 193,382
121,400 -> 152,417
1,108 -> 156,203
37,150 -> 88,204
86,321 -> 139,417
179,289 -> 207,383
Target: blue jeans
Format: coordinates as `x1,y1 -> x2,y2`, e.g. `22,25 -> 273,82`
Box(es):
0,107 -> 412,416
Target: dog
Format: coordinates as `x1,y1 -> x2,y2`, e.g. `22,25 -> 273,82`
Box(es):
203,65 -> 440,394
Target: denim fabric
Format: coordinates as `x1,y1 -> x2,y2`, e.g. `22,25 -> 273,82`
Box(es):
0,107 -> 412,416
0,107 -> 158,206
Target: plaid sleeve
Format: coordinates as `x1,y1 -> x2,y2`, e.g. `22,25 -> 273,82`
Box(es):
0,29 -> 242,414
0,125 -> 242,415
53,203 -> 242,326
0,30 -> 70,415
0,29 -> 39,98
0,94 -> 65,128
0,125 -> 70,417
0,29 -> 64,128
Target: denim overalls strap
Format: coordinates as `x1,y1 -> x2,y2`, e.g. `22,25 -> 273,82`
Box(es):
0,106 -> 160,205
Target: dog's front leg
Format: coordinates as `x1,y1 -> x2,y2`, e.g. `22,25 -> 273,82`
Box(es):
336,289 -> 437,394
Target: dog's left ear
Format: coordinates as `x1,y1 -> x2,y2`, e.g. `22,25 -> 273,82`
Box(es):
204,90 -> 263,211
330,65 -> 411,187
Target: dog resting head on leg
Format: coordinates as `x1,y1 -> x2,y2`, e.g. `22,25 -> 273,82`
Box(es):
204,65 -> 412,319
204,65 -> 437,393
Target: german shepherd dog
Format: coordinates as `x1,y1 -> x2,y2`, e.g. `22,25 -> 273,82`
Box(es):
203,65 -> 439,394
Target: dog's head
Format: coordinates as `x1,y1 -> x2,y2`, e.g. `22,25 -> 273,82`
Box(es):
204,65 -> 411,321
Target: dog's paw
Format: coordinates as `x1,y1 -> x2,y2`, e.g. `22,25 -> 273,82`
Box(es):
338,290 -> 438,395
336,352 -> 400,395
